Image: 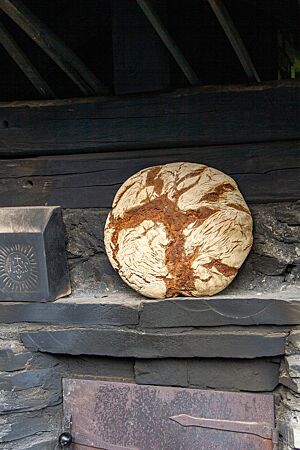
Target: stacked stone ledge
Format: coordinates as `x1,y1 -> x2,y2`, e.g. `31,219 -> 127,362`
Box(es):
0,324 -> 135,450
1,322 -> 300,449
277,328 -> 300,450
0,324 -> 62,450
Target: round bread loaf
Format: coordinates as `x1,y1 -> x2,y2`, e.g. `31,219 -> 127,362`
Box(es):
104,162 -> 253,298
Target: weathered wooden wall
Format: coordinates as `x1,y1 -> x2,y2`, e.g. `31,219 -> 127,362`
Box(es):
0,142 -> 299,207
0,81 -> 299,156
0,81 -> 298,208
0,82 -> 299,450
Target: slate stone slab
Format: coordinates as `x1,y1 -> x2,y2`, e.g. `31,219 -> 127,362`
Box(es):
187,358 -> 280,392
0,207 -> 70,302
285,355 -> 300,378
20,326 -> 288,358
134,358 -> 280,392
279,371 -> 299,393
139,293 -> 300,327
0,348 -> 31,372
0,323 -> 43,340
135,359 -> 188,387
286,329 -> 300,353
0,297 -> 139,326
0,406 -> 61,442
0,367 -> 62,414
0,293 -> 299,327
3,435 -> 58,450
58,356 -> 134,382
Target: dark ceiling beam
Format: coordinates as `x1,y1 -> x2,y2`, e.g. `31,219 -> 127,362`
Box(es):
208,0 -> 260,82
0,0 -> 109,95
136,0 -> 200,85
0,20 -> 55,98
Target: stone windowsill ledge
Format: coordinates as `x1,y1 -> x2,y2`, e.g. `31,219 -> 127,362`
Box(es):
0,289 -> 299,328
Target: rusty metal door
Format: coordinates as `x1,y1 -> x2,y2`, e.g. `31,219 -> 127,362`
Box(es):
62,379 -> 276,450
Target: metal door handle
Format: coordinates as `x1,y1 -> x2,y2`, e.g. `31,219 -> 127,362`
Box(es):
170,414 -> 278,445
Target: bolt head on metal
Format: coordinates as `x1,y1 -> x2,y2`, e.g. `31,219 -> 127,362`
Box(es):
58,432 -> 73,447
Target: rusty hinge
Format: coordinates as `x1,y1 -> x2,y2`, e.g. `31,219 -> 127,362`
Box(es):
170,414 -> 278,448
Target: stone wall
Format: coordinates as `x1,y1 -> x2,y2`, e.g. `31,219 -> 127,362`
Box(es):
0,201 -> 298,449
277,328 -> 300,450
0,323 -> 291,450
0,324 -> 134,450
63,201 -> 300,297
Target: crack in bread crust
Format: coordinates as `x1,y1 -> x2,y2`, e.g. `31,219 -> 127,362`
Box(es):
104,162 -> 253,298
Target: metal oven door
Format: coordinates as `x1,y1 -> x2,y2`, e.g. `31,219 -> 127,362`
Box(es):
62,379 -> 277,450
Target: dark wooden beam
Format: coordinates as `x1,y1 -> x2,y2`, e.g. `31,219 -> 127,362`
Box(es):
0,0 -> 109,95
112,0 -> 169,94
0,82 -> 298,155
0,141 -> 298,208
0,20 -> 55,99
136,0 -> 200,85
208,0 -> 260,82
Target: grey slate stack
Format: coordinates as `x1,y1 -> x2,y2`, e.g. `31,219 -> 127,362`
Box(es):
135,358 -> 280,391
0,407 -> 62,443
139,294 -> 300,328
0,206 -> 70,302
0,298 -> 139,326
20,326 -> 288,358
276,328 -> 300,450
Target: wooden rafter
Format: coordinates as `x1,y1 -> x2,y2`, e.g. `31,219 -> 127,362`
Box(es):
208,0 -> 260,82
0,0 -> 109,95
136,0 -> 200,85
0,20 -> 55,98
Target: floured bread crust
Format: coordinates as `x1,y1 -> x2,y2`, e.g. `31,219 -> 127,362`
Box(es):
104,162 -> 253,298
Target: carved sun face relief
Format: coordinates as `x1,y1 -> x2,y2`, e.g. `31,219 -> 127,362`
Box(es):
0,243 -> 39,292
104,162 -> 253,299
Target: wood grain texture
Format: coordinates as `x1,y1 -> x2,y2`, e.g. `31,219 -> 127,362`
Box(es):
0,141 -> 298,207
0,81 -> 299,156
